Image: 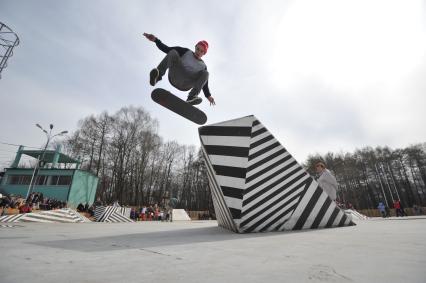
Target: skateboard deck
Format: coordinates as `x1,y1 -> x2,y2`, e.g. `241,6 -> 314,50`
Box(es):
151,88 -> 207,125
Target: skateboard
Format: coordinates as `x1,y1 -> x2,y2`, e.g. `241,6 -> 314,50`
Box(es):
151,88 -> 207,125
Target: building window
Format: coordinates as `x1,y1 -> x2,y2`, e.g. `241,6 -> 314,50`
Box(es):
35,175 -> 47,185
48,176 -> 59,185
7,175 -> 32,185
7,175 -> 21,185
57,176 -> 72,185
21,175 -> 32,185
6,174 -> 72,186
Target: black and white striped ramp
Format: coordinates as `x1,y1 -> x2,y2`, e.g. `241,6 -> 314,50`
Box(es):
199,115 -> 355,233
94,206 -> 133,223
0,209 -> 90,223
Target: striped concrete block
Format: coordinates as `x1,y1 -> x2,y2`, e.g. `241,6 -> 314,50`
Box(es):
199,115 -> 355,233
94,206 -> 133,223
0,214 -> 23,223
0,209 -> 90,223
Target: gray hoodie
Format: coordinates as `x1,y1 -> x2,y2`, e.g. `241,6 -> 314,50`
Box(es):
317,169 -> 338,201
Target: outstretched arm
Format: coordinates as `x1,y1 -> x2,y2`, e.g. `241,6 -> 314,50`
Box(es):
143,32 -> 188,56
203,82 -> 216,106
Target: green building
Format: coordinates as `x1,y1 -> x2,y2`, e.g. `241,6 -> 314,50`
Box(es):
0,145 -> 98,208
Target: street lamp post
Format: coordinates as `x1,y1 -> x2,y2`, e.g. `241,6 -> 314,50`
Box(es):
26,124 -> 68,200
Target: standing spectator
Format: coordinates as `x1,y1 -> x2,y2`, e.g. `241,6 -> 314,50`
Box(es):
19,202 -> 32,214
130,208 -> 136,221
154,207 -> 159,221
0,194 -> 6,216
377,202 -> 387,217
397,200 -> 407,217
315,161 -> 338,201
141,206 -> 147,221
394,200 -> 402,217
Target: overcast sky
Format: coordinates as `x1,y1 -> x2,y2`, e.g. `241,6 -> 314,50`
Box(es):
0,0 -> 425,169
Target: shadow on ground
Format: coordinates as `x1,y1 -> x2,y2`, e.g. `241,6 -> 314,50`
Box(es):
30,225 -> 328,252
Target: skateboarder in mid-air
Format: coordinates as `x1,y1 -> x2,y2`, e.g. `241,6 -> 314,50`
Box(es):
143,33 -> 216,106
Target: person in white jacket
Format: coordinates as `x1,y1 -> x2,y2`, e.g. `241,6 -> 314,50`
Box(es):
315,161 -> 338,201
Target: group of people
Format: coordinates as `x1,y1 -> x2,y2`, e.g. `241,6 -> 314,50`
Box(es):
130,205 -> 171,222
377,199 -> 410,218
0,192 -> 66,216
76,202 -> 95,217
27,192 -> 67,211
313,161 -> 426,218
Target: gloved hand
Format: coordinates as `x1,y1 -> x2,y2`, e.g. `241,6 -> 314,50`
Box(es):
143,33 -> 156,42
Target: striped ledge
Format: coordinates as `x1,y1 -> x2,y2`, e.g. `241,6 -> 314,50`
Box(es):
94,206 -> 133,223
0,208 -> 91,223
199,115 -> 355,233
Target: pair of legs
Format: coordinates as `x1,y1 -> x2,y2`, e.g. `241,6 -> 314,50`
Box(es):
150,50 -> 209,104
396,208 -> 406,217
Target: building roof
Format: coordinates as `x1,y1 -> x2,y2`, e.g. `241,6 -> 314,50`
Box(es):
20,150 -> 79,164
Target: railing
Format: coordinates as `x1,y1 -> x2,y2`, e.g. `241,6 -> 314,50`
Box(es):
0,21 -> 20,79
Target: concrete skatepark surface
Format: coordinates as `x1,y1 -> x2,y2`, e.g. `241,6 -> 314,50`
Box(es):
1,217 -> 425,283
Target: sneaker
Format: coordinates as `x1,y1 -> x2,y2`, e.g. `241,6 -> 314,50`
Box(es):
149,68 -> 161,86
186,95 -> 202,105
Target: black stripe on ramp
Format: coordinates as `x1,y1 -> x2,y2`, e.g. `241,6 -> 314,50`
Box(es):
199,126 -> 252,136
310,197 -> 332,229
326,208 -> 340,228
251,127 -> 267,138
248,142 -> 281,161
229,207 -> 241,219
221,186 -> 244,199
213,165 -> 246,179
292,186 -> 323,230
204,145 -> 249,157
338,213 -> 348,227
250,135 -> 274,149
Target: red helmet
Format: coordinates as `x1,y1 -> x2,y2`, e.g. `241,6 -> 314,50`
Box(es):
197,40 -> 209,53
